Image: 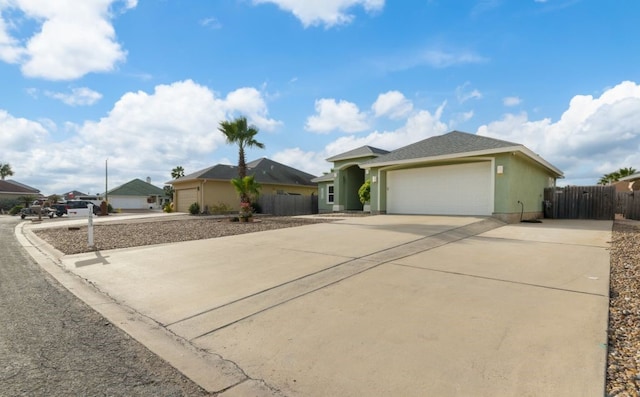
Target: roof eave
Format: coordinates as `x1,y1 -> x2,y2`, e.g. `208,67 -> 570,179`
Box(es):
361,146 -> 564,177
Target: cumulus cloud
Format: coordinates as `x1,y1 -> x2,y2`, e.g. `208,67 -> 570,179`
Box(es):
503,96 -> 522,107
223,87 -> 281,131
45,87 -> 103,106
477,81 -> 640,185
0,80 -> 281,194
305,98 -> 369,133
372,91 -> 413,119
253,0 -> 384,28
0,0 -> 133,80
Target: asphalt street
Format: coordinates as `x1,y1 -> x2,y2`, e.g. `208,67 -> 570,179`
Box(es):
0,216 -> 211,397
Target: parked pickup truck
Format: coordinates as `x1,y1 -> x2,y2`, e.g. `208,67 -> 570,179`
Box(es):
20,206 -> 55,219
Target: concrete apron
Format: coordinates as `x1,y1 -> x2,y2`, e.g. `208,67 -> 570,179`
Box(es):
31,216 -> 610,396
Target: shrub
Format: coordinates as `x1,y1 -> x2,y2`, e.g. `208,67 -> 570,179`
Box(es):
107,203 -> 114,213
210,202 -> 233,214
0,198 -> 19,212
9,205 -> 23,216
358,180 -> 371,204
188,202 -> 200,215
163,203 -> 173,213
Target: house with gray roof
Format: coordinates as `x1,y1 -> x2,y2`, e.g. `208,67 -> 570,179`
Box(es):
106,178 -> 169,210
167,158 -> 317,213
315,131 -> 563,223
0,180 -> 43,211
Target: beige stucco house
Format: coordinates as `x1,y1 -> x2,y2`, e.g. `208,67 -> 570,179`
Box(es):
168,158 -> 317,213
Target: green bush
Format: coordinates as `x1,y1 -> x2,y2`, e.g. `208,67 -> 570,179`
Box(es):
188,202 -> 200,215
358,180 -> 371,204
107,203 -> 114,213
9,205 -> 23,216
0,198 -> 19,212
163,203 -> 173,213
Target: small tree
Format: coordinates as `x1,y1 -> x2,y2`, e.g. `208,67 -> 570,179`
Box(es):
598,167 -> 637,185
231,176 -> 261,219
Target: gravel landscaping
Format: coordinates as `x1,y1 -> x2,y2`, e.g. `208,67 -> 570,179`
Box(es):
33,216 -> 333,255
30,216 -> 640,395
607,220 -> 640,397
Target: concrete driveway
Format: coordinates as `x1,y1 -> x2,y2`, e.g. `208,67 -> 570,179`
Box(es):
20,215 -> 612,396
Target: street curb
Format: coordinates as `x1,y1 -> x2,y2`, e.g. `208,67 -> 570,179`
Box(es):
14,221 -> 282,396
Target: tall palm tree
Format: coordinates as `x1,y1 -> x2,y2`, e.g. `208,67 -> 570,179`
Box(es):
0,163 -> 14,180
218,116 -> 265,181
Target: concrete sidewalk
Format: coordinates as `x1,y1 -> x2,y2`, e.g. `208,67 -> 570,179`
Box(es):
18,215 -> 612,396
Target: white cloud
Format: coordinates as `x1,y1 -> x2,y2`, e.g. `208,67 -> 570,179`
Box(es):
223,87 -> 282,131
456,82 -> 482,103
0,80 -> 281,194
0,0 -> 133,80
305,98 -> 369,133
200,17 -> 222,29
45,87 -> 103,106
477,81 -> 640,185
0,109 -> 49,151
503,96 -> 522,106
422,49 -> 488,68
253,0 -> 384,28
372,91 -> 413,119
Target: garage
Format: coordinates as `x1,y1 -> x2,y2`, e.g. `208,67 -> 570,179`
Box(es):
177,188 -> 197,213
387,162 -> 493,216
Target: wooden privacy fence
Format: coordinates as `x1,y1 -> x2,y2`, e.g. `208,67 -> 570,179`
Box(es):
543,186 -> 615,220
617,191 -> 640,220
257,194 -> 318,216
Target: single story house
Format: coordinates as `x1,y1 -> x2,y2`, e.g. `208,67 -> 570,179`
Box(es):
314,131 -> 563,223
618,173 -> 640,190
106,178 -> 169,210
0,180 -> 43,210
168,157 -> 317,213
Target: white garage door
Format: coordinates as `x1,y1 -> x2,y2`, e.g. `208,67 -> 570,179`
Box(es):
177,189 -> 197,213
387,162 -> 493,216
110,197 -> 147,210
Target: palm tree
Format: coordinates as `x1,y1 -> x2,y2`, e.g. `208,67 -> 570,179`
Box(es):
218,116 -> 265,181
171,166 -> 185,179
0,163 -> 14,180
218,116 -> 265,202
598,167 -> 637,185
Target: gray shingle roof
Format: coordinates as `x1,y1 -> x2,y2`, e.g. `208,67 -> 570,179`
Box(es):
107,178 -> 167,196
326,146 -> 390,162
364,131 -> 520,165
171,158 -> 317,187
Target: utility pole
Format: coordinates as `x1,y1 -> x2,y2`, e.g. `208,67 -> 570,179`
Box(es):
105,158 -> 108,203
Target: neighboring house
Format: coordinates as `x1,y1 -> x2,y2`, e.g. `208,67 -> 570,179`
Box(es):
315,131 -> 563,223
62,190 -> 88,201
168,158 -> 317,213
619,172 -> 640,190
0,180 -> 43,209
106,178 -> 169,210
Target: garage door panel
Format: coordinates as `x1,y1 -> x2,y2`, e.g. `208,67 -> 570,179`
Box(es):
387,162 -> 492,216
177,189 -> 197,213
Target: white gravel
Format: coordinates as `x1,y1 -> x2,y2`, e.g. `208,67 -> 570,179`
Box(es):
33,216 -> 333,255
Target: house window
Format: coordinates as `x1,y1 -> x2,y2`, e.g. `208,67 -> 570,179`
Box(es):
327,185 -> 334,204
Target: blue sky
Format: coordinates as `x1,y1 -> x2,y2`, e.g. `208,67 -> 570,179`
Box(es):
1,0 -> 639,195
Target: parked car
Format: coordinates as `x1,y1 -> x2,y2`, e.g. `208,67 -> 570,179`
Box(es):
50,203 -> 68,217
66,200 -> 101,215
20,206 -> 55,219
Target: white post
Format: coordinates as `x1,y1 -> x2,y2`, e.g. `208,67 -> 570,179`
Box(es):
88,204 -> 94,247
